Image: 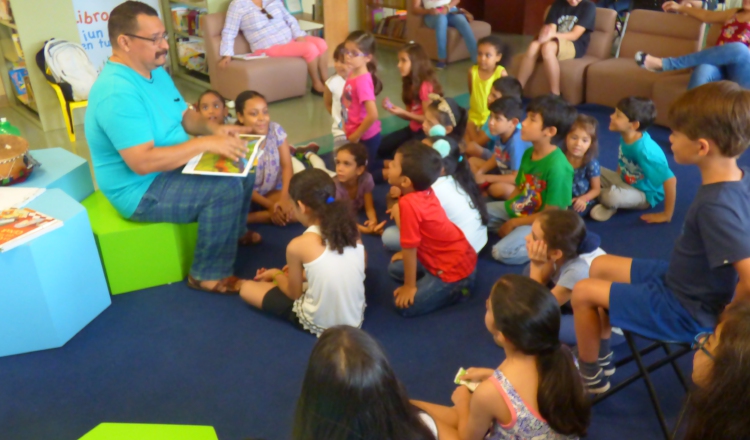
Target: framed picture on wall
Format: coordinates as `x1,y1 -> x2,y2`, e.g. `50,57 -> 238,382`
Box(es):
284,0 -> 303,14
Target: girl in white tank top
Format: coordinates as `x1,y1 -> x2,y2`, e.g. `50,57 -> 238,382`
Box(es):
239,169 -> 366,336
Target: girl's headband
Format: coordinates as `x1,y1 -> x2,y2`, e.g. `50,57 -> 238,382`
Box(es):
428,93 -> 456,126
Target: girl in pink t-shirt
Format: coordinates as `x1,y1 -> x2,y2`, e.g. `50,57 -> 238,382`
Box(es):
379,43 -> 444,180
342,31 -> 383,178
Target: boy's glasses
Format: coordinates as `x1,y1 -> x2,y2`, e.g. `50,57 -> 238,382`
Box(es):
260,7 -> 273,19
125,32 -> 169,45
342,50 -> 365,58
692,332 -> 715,361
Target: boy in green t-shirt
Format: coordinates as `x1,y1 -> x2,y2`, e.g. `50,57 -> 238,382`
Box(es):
486,94 -> 576,265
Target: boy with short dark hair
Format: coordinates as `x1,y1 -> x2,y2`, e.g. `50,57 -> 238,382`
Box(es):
471,97 -> 532,200
592,96 -> 677,223
386,141 -> 477,317
573,81 -> 750,394
465,76 -> 524,157
486,94 -> 575,265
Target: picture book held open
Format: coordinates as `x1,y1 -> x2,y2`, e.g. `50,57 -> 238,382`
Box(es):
183,134 -> 265,177
0,207 -> 62,252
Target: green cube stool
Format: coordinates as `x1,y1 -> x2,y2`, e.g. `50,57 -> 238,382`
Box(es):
82,191 -> 198,295
79,423 -> 218,440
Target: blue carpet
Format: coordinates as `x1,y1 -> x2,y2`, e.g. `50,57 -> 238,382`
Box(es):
1,103 -> 729,440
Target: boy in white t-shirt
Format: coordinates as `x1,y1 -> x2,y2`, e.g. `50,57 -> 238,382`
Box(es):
324,43 -> 351,152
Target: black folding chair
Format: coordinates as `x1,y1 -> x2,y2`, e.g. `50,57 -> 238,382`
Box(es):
593,331 -> 693,440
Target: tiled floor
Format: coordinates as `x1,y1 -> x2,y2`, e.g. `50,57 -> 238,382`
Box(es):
3,34 -> 531,186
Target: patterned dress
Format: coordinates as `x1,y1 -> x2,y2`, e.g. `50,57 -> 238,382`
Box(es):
485,370 -> 578,440
253,121 -> 286,196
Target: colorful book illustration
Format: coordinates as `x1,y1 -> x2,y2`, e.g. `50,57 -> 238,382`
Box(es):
183,134 -> 265,177
0,207 -> 62,252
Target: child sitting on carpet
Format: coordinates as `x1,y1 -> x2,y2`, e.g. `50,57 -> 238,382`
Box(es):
384,129 -> 488,254
324,43 -> 351,152
378,42 -> 443,161
572,82 -> 750,395
591,97 -> 676,223
333,143 -> 384,235
293,326 -> 438,439
237,91 -> 327,225
413,274 -> 590,439
472,97 -> 531,200
485,94 -> 576,266
465,76 -> 523,158
386,141 -> 477,317
566,115 -> 601,216
239,169 -> 366,336
525,210 -> 602,306
196,90 -> 229,124
466,35 -> 508,142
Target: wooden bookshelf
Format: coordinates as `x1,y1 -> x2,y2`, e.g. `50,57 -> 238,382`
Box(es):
362,0 -> 408,46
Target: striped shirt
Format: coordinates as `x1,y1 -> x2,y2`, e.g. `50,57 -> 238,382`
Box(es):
220,0 -> 307,56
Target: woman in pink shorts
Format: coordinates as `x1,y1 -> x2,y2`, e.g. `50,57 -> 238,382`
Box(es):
218,0 -> 328,95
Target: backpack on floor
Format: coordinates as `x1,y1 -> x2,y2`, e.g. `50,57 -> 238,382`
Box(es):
41,39 -> 98,101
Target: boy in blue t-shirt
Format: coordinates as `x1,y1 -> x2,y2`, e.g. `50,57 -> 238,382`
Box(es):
465,76 -> 523,159
591,97 -> 677,223
472,97 -> 532,200
572,82 -> 750,394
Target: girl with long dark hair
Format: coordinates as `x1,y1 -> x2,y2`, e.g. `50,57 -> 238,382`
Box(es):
239,169 -> 365,336
685,301 -> 750,440
414,274 -> 591,439
293,325 -> 438,440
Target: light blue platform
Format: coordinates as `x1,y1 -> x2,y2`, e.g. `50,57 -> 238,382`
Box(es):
0,189 -> 111,358
16,148 -> 94,202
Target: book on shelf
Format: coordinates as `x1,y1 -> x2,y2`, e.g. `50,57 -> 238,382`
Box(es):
171,5 -> 205,36
375,14 -> 407,39
232,53 -> 268,61
0,207 -> 62,253
183,134 -> 265,177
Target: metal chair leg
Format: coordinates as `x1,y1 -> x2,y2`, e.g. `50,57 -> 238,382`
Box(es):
662,343 -> 690,392
626,333 -> 672,440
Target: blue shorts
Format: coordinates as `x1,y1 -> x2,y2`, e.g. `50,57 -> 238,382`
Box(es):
609,258 -> 711,343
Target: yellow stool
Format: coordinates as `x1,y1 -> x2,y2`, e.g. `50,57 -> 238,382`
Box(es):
48,81 -> 87,143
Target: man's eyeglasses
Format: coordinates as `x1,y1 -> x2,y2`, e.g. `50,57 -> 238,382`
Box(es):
125,32 -> 169,45
260,8 -> 273,19
692,332 -> 715,361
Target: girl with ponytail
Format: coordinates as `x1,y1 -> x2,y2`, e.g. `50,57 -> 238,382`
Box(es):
414,274 -> 591,439
342,31 -> 384,178
239,169 -> 366,336
525,209 -> 603,306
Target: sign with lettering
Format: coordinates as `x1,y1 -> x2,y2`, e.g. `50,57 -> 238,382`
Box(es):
73,0 -> 162,71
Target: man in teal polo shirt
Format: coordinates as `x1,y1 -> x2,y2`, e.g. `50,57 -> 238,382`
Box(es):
86,1 -> 255,293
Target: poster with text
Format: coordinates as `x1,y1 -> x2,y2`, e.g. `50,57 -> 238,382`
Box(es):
73,0 -> 162,72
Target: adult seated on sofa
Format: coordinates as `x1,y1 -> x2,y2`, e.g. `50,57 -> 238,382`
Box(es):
86,1 -> 257,294
515,0 -> 597,96
410,0 -> 478,69
217,0 -> 328,95
636,1 -> 750,89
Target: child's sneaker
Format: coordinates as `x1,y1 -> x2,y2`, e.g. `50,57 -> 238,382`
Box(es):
590,204 -> 617,222
599,351 -> 616,377
582,368 -> 611,395
436,61 -> 447,70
